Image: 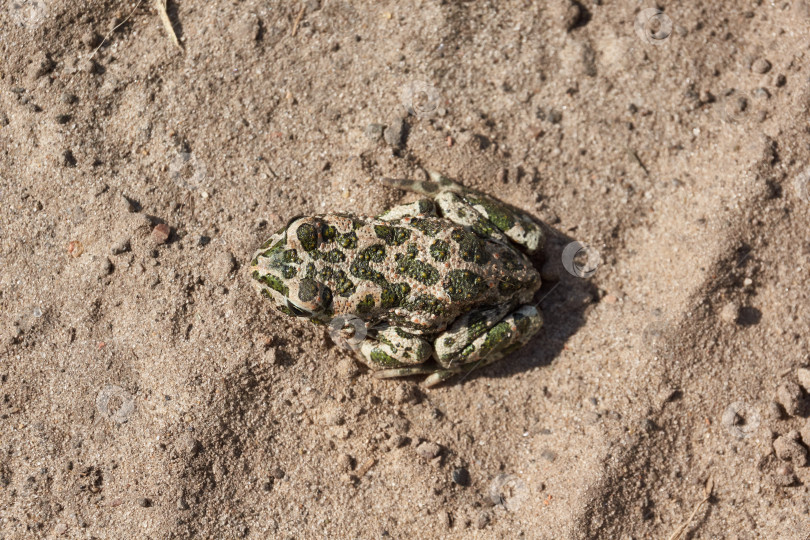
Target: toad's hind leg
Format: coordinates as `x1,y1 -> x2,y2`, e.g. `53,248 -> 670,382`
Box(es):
423,305 -> 543,387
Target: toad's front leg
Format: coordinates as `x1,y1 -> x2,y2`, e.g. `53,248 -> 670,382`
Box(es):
358,325 -> 433,371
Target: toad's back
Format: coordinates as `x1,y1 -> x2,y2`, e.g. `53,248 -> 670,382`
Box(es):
250,213 -> 541,333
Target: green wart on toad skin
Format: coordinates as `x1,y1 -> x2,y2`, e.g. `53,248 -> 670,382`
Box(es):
249,172 -> 545,387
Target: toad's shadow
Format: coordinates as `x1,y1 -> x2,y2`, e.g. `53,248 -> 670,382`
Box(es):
454,225 -> 599,386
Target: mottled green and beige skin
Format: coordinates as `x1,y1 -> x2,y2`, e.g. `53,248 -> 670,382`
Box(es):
249,172 -> 545,386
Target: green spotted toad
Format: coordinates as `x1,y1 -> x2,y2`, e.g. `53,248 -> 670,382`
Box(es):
249,172 -> 545,386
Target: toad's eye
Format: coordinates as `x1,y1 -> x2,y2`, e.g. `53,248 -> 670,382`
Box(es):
290,278 -> 333,316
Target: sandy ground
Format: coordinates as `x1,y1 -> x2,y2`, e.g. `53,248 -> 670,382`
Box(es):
2,0 -> 810,538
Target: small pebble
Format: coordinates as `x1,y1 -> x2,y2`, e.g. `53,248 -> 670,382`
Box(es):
82,30 -> 103,49
383,119 -> 406,147
800,420 -> 810,448
79,58 -> 101,75
772,464 -> 797,486
337,453 -> 354,471
68,240 -> 84,258
451,467 -> 470,487
118,194 -> 136,213
796,367 -> 810,393
137,497 -> 152,508
340,473 -> 357,485
61,93 -> 78,104
765,400 -> 784,422
0,112 -> 9,127
110,237 -> 131,255
63,149 -> 77,167
364,123 -> 385,142
720,301 -> 739,323
270,467 -> 285,480
386,434 -> 406,450
323,407 -> 345,426
335,357 -> 359,379
476,511 -> 490,530
540,448 -> 557,462
751,58 -> 771,74
55,114 -> 71,124
561,0 -> 581,31
28,52 -> 55,79
439,510 -> 451,529
774,74 -> 786,87
415,441 -> 441,460
547,109 -> 563,124
211,251 -> 236,281
776,381 -> 803,417
98,257 -> 114,277
177,433 -> 201,457
152,223 -> 171,244
584,411 -> 602,424
774,431 -> 808,466
393,384 -> 416,404
699,90 -> 715,103
754,87 -> 770,99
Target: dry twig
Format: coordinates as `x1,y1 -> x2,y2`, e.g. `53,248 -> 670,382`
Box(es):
155,0 -> 182,50
668,477 -> 714,540
291,3 -> 306,37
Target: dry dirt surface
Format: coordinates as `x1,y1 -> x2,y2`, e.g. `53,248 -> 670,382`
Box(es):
2,0 -> 810,538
